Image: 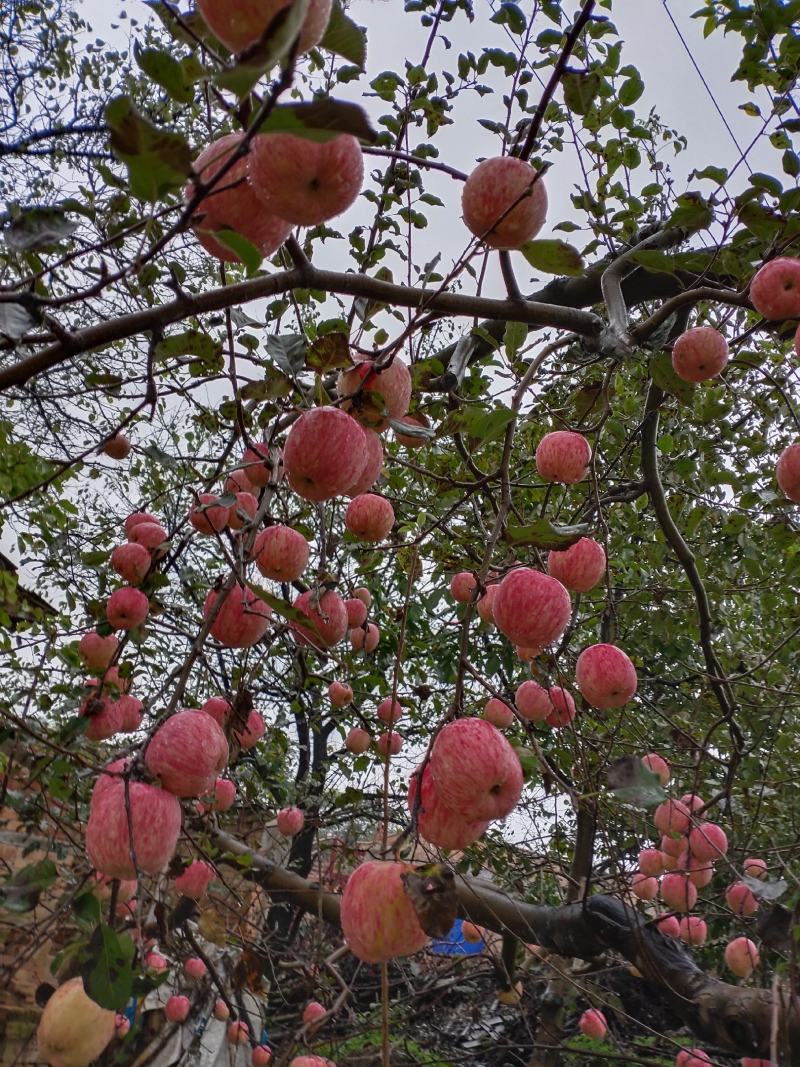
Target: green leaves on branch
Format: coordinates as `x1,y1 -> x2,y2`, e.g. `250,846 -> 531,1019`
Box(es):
666,191 -> 714,233
520,239 -> 584,276
0,859 -> 57,912
252,100 -> 378,144
505,519 -> 591,551
650,352 -> 696,407
319,0 -> 367,69
81,923 -> 135,1011
562,71 -> 602,115
133,42 -> 200,103
105,96 -> 192,202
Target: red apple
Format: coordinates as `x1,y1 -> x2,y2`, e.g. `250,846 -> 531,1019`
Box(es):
638,848 -> 665,877
204,584 -> 272,647
687,822 -> 728,862
328,681 -> 353,708
227,1021 -> 250,1046
726,881 -> 759,917
276,806 -> 305,836
476,584 -> 497,625
197,0 -> 332,53
106,587 -> 149,630
377,697 -> 402,725
165,995 -> 190,1023
671,326 -> 729,382
429,717 -> 523,822
129,521 -> 168,552
174,859 -> 216,899
449,571 -> 477,603
660,873 -> 697,912
642,753 -> 670,786
203,777 -> 236,812
291,588 -> 348,648
545,686 -> 576,728
302,1001 -> 326,1026
102,433 -> 130,460
676,1050 -> 712,1067
111,542 -> 151,585
776,442 -> 800,502
145,709 -> 229,797
515,680 -> 551,722
227,491 -> 258,530
492,568 -> 571,648
678,915 -> 707,946
546,537 -> 606,593
461,156 -> 547,250
189,493 -> 230,535
377,730 -> 402,756
575,643 -> 637,709
124,511 -> 158,537
254,525 -> 310,581
535,430 -> 591,484
408,764 -> 490,849
346,727 -> 371,754
284,407 -> 368,501
724,936 -> 759,977
482,697 -> 514,729
78,631 -> 119,671
115,695 -> 144,732
654,800 -> 691,836
340,860 -> 430,962
185,957 -> 207,980
252,1046 -> 272,1067
578,1009 -> 607,1040
345,428 -> 384,496
202,696 -> 231,726
241,442 -> 272,487
350,622 -> 380,652
394,412 -> 430,448
235,709 -> 265,750
749,256 -> 800,319
337,356 -> 412,431
631,873 -> 658,900
345,597 -> 368,627
743,857 -> 767,880
345,493 -> 395,541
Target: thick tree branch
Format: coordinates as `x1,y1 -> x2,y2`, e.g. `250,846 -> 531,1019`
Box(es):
214,829 -> 796,1060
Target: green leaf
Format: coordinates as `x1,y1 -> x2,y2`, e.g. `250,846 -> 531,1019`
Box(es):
266,334 -> 308,376
245,579 -> 321,636
214,0 -> 312,96
562,71 -> 602,115
490,2 -> 527,34
73,891 -> 102,924
306,332 -> 351,373
520,239 -> 584,276
81,923 -> 135,1011
211,230 -> 263,273
618,71 -> 644,105
4,206 -> 79,251
650,352 -> 696,407
606,756 -> 666,808
0,859 -> 57,912
504,320 -> 527,359
665,191 -> 713,233
505,519 -> 591,551
133,42 -> 195,103
319,0 -> 367,69
105,96 -> 192,202
253,99 -> 378,143
155,330 -> 223,366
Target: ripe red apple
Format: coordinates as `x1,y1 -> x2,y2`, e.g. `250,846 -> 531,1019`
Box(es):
408,764 -> 490,849
631,873 -> 658,900
340,860 -> 430,962
377,697 -> 402,725
545,686 -> 576,728
202,696 -> 231,726
687,822 -> 728,862
394,412 -> 431,448
337,356 -> 412,431
546,537 -> 606,593
578,1008 -> 607,1040
291,588 -> 348,648
726,881 -> 759,917
111,542 -> 151,585
284,407 -> 368,501
687,857 -> 714,888
345,427 -> 384,496
575,643 -> 637,709
241,442 -> 272,487
204,584 -> 272,647
106,587 -> 149,630
129,520 -> 168,552
252,1046 -> 272,1067
187,134 -> 291,262
226,467 -> 255,495
776,442 -> 800,502
449,571 -> 477,603
461,156 -> 547,249
174,859 -> 216,899
428,717 -> 523,822
235,709 -> 265,749
461,921 -> 483,943
86,759 -> 181,878
203,777 -> 236,812
350,622 -> 380,652
482,697 -> 514,729
145,709 -> 229,797
671,326 -> 729,382
124,511 -> 158,536
227,1021 -> 250,1046
102,433 -> 131,460
345,597 -> 368,627
197,0 -> 332,53
276,805 -> 305,836
749,256 -> 800,319
115,694 -> 144,732
678,915 -> 707,946
743,857 -> 767,880
36,976 -> 116,1067
377,730 -> 402,756
346,727 -> 371,754
642,753 -> 670,786
328,681 -> 353,708
660,873 -> 697,912
227,491 -> 258,530
724,936 -> 759,977
302,1001 -> 326,1026
654,799 -> 691,835
638,848 -> 665,877
79,687 -> 124,740
676,1050 -> 711,1067
145,951 -> 168,972
657,915 -> 680,937
476,584 -> 497,625
254,525 -> 310,581
250,132 -> 362,226
353,586 -> 371,607
345,493 -> 395,541
185,957 -> 207,980
214,999 -> 231,1023
78,631 -> 119,671
515,680 -> 551,722
535,430 -> 591,484
165,995 -> 190,1023
189,493 -> 230,535
492,568 -> 571,648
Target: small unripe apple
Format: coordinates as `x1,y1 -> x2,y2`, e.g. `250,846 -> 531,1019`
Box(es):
36,976 -> 116,1067
302,1001 -> 326,1026
205,585 -> 272,648
145,709 -> 229,797
449,571 -> 477,603
377,730 -> 402,757
337,356 -> 412,432
106,587 -> 149,630
638,848 -> 665,877
724,936 -> 759,977
429,717 -> 523,822
776,442 -> 800,502
276,805 -> 305,837
743,857 -> 767,880
671,326 -> 729,382
227,491 -> 258,530
660,873 -> 697,912
187,134 -> 291,262
349,622 -> 380,652
726,881 -> 759,917
329,681 -> 353,708
535,430 -> 591,484
345,597 -> 368,627
78,631 -> 119,671
185,957 -> 207,980
482,697 -> 514,729
546,537 -> 606,592
213,999 -> 230,1021
657,915 -> 680,937
749,256 -> 800,319
251,132 -> 363,226
515,680 -> 551,722
129,521 -> 168,552
493,568 -> 571,649
377,697 -> 402,725
291,589 -> 348,648
111,542 -> 151,585
346,727 -> 371,754
678,915 -> 707,946
254,525 -> 310,581
631,873 -> 658,900
575,643 -> 637,709
227,1020 -> 250,1045
174,859 -> 216,899
340,860 -> 429,962
545,686 -> 576,728
284,407 -> 368,501
654,800 -> 691,836
461,156 -> 547,249
345,493 -> 395,541
687,822 -> 727,862
578,1008 -> 607,1040
189,493 -> 230,535
642,753 -> 670,786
